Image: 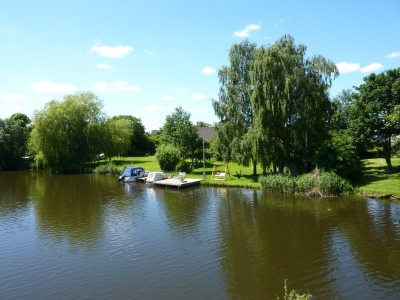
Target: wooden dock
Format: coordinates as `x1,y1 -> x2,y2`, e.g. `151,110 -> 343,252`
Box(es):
153,178 -> 202,189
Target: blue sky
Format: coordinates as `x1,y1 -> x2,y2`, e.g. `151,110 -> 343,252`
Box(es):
1,0 -> 399,132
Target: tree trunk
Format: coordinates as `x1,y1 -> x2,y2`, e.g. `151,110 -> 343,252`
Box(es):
383,136 -> 392,172
252,159 -> 257,176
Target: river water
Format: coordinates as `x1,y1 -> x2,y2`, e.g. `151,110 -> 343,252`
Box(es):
1,171 -> 400,299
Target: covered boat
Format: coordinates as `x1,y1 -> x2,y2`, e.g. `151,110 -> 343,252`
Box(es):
146,172 -> 166,184
118,166 -> 147,182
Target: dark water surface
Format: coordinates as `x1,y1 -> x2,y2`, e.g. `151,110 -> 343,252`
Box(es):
1,171 -> 400,299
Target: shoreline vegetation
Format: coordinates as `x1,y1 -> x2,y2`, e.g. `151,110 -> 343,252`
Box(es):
90,155 -> 400,199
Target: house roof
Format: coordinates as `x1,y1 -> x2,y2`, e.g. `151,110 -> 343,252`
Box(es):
197,127 -> 216,141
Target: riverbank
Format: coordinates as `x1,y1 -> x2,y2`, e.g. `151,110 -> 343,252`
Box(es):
356,158 -> 400,199
91,156 -> 400,198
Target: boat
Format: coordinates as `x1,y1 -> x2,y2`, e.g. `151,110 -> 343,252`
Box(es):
146,172 -> 166,184
118,166 -> 148,182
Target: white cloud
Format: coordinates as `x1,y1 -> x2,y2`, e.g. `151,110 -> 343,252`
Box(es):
28,81 -> 78,93
96,63 -> 113,69
91,44 -> 133,58
3,93 -> 25,101
171,87 -> 188,92
335,62 -> 360,73
202,67 -> 216,75
193,93 -> 206,100
142,105 -> 164,112
144,49 -> 157,55
93,81 -> 140,93
360,63 -> 383,73
92,82 -> 108,92
386,52 -> 400,58
163,96 -> 175,100
187,107 -> 200,112
234,23 -> 261,38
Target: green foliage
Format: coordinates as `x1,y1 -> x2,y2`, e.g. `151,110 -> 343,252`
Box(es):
175,159 -> 191,173
314,130 -> 362,181
161,107 -> 203,169
29,93 -> 142,172
30,91 -> 106,172
10,113 -> 31,127
103,118 -> 132,158
212,39 -> 258,174
155,144 -> 180,172
0,115 -> 30,170
257,173 -> 296,193
329,89 -> 354,131
276,280 -> 312,300
111,115 -> 155,155
385,104 -> 400,131
93,162 -> 120,175
349,68 -> 400,171
259,169 -> 353,196
250,35 -> 338,174
213,36 -> 338,175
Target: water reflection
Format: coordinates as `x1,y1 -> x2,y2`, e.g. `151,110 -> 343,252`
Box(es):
1,172 -> 400,299
214,189 -> 340,298
154,187 -> 208,239
0,171 -> 34,219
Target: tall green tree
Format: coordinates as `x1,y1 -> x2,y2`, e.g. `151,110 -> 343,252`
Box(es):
162,107 -> 203,169
30,92 -> 106,172
349,68 -> 400,171
250,35 -> 338,173
103,118 -> 132,158
212,40 -> 258,175
111,115 -> 155,155
330,89 -> 355,131
0,114 -> 30,170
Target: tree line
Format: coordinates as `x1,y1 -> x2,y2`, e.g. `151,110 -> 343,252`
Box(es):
0,92 -> 156,172
1,34 -> 399,180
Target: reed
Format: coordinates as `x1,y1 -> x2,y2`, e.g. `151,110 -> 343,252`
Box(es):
259,169 -> 353,196
93,162 -> 120,175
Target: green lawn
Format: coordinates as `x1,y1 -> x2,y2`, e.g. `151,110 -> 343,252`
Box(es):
357,158 -> 400,198
94,156 -> 400,197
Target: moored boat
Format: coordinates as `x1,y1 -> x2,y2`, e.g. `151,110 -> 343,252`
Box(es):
118,166 -> 147,182
146,172 -> 166,184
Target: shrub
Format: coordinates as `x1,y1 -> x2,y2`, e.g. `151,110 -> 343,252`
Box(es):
94,162 -> 119,175
316,170 -> 353,196
314,130 -> 362,181
175,159 -> 191,173
155,144 -> 180,172
259,169 -> 353,196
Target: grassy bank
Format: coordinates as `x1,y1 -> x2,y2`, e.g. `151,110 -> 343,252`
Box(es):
91,156 -> 400,198
357,158 -> 400,198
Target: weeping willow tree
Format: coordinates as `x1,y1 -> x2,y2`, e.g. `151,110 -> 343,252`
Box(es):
212,40 -> 258,175
250,35 -> 338,174
30,91 -> 130,172
213,35 -> 338,175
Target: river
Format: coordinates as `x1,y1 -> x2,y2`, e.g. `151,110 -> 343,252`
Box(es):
1,171 -> 400,299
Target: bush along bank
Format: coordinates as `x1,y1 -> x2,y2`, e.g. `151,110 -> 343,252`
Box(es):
93,162 -> 120,175
258,169 -> 353,196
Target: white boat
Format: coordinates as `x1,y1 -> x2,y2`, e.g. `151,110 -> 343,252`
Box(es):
118,166 -> 147,182
146,172 -> 166,184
